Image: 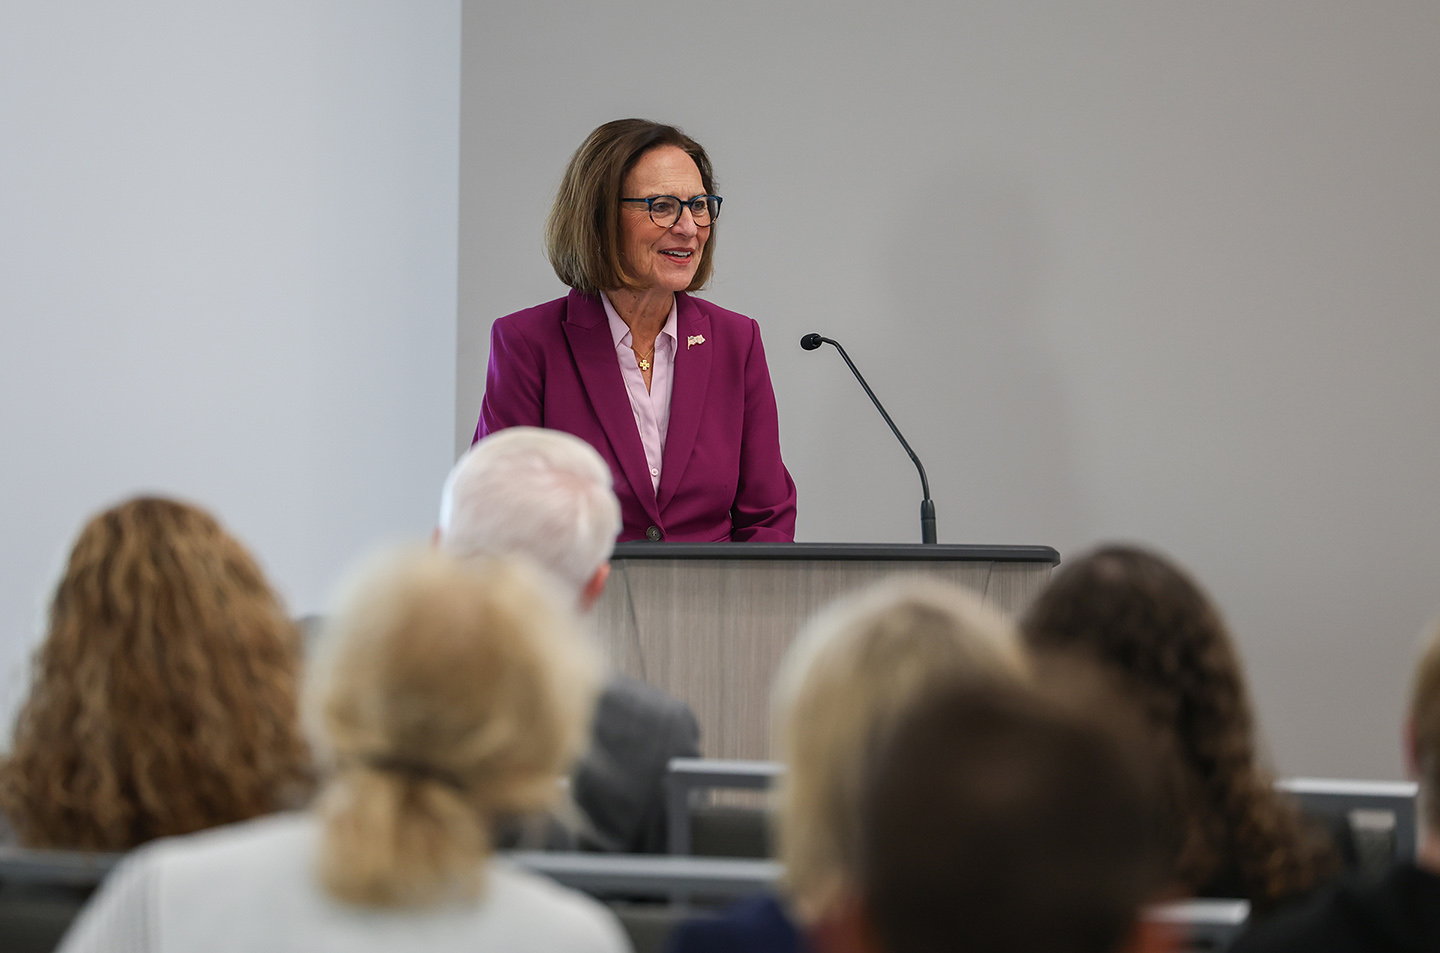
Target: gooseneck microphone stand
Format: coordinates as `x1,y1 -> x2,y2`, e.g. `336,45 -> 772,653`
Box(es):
801,333 -> 938,544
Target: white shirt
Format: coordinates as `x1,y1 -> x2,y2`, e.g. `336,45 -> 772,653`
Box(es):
602,292 -> 676,495
56,813 -> 633,953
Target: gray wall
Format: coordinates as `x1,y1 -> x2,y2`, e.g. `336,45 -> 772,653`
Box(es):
0,3 -> 461,726
458,2 -> 1440,778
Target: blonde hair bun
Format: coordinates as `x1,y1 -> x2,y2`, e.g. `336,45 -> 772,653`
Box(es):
309,548 -> 598,907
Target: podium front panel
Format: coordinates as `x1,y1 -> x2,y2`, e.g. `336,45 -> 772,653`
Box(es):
590,543 -> 1058,760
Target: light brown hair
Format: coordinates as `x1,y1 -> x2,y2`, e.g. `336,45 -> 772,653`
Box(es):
546,118 -> 717,295
1410,614 -> 1440,832
0,497 -> 310,850
1019,544 -> 1336,912
310,549 -> 597,907
772,578 -> 1028,921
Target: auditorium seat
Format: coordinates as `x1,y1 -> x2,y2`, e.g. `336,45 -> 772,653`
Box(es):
666,759 -> 1417,874
688,804 -> 771,859
607,902 -> 692,953
0,846 -> 118,953
506,850 -> 1249,953
1,839 -> 1254,953
665,758 -> 778,857
1276,778 -> 1418,877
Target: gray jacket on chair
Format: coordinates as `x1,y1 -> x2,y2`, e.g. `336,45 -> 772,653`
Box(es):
574,675 -> 701,854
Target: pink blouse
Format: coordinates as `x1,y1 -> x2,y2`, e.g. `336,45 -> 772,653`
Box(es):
602,293 -> 677,495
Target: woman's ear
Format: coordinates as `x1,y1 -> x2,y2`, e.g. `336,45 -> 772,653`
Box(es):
579,563 -> 610,611
1124,919 -> 1184,953
808,890 -> 885,953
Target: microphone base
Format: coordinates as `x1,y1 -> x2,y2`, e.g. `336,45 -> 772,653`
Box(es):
921,499 -> 937,545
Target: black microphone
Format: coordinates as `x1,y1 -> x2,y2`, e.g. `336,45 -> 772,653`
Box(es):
801,333 -> 938,544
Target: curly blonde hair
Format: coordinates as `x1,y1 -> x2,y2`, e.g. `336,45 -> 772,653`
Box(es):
1019,544 -> 1336,911
309,550 -> 598,907
0,497 -> 311,850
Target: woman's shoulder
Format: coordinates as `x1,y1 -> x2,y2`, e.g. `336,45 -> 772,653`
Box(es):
125,812 -> 315,886
86,822 -> 630,953
678,296 -> 768,362
496,290 -> 606,330
148,811 -> 312,861
498,293 -> 568,322
485,859 -> 632,951
680,294 -> 758,329
52,814 -> 319,953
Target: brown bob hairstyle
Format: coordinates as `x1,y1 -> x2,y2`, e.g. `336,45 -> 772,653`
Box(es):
0,497 -> 311,851
1019,544 -> 1335,913
546,118 -> 717,296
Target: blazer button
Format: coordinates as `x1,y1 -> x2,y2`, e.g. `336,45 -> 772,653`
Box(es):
645,525 -> 663,541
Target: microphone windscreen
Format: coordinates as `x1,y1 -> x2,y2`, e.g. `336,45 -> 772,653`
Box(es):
800,333 -> 824,350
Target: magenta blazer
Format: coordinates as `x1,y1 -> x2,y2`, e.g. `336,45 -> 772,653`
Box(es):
474,289 -> 798,543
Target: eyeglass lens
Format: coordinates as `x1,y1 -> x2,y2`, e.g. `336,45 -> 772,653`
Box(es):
649,196 -> 717,227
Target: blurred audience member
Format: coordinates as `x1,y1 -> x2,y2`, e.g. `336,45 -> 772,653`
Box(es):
816,682 -> 1173,953
1229,612 -> 1440,952
0,497 -> 309,850
666,578 -> 1027,953
57,550 -> 630,952
439,427 -> 620,606
1020,544 -> 1336,913
439,426 -> 700,853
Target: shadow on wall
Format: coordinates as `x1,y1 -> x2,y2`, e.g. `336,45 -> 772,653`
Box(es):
821,164 -> 1092,549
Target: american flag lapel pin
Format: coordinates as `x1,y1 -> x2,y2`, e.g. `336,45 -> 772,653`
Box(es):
687,334 -> 705,349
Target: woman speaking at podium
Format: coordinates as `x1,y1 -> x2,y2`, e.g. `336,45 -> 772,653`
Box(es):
475,119 -> 797,543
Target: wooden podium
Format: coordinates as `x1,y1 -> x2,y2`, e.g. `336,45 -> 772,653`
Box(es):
590,542 -> 1060,760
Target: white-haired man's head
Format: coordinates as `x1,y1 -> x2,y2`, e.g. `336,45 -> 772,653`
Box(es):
438,427 -> 621,608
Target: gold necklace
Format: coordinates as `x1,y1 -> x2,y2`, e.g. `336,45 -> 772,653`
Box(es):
634,344 -> 656,372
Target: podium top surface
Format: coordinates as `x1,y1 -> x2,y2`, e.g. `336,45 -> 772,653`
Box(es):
612,542 -> 1060,564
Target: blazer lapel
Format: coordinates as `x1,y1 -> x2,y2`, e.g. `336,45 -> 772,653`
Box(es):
561,291 -> 662,524
658,294 -> 712,511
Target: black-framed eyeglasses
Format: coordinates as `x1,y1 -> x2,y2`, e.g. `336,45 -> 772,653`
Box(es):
620,194 -> 722,228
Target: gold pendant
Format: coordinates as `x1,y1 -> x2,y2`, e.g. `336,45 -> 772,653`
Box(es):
638,357 -> 651,371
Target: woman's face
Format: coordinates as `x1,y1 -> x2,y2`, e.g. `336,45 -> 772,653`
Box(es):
618,145 -> 710,294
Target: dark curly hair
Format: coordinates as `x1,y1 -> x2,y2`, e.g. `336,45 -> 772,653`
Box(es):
1018,544 -> 1335,911
0,497 -> 312,850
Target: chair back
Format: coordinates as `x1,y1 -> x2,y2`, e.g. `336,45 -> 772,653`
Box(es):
1277,777 -> 1419,875
0,846 -> 122,953
665,758 -> 779,856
